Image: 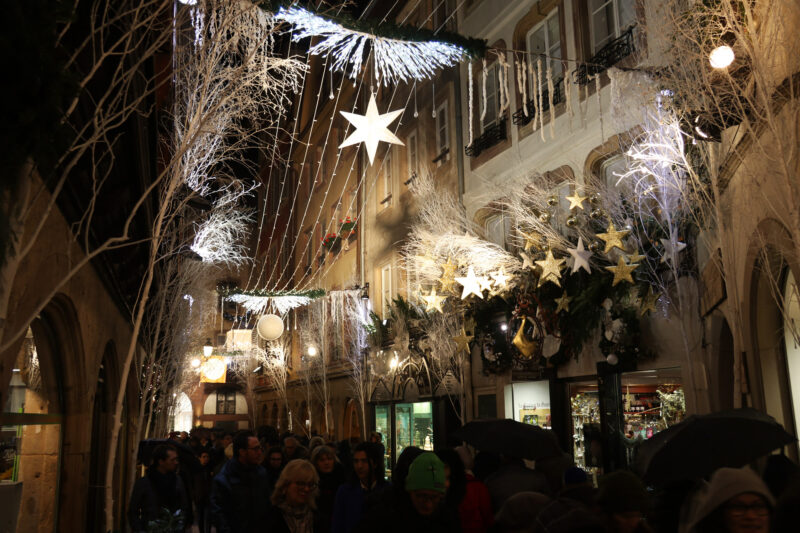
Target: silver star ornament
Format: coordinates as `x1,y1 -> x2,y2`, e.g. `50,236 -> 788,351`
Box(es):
339,94 -> 405,165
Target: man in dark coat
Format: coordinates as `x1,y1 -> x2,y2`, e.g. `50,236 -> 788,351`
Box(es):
210,430 -> 273,533
128,444 -> 191,532
331,442 -> 390,533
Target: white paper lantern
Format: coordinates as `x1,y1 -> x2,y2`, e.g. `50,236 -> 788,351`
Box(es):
257,314 -> 284,341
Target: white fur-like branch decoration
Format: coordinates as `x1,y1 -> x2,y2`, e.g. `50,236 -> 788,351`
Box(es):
274,5 -> 469,85
228,293 -> 314,314
190,207 -> 253,266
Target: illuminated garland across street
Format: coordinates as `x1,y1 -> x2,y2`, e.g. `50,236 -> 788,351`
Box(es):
274,5 -> 486,85
220,287 -> 326,314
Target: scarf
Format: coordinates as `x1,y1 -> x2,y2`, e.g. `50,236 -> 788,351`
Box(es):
278,502 -> 314,533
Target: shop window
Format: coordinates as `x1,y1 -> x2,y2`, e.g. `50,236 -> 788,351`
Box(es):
395,402 -> 434,458
589,0 -> 635,54
216,391 -> 236,415
783,269 -> 800,435
173,392 -> 193,433
375,405 -> 391,475
569,381 -> 601,472
504,381 -> 551,428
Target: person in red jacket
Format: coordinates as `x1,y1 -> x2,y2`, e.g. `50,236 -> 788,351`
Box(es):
455,446 -> 493,533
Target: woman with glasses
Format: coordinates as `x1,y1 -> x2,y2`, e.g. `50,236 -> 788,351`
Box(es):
311,446 -> 346,533
267,459 -> 320,533
686,467 -> 773,533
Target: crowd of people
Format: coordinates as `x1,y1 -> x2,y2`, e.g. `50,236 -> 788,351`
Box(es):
128,426 -> 800,533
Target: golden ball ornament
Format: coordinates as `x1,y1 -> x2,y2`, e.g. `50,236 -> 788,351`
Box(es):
256,314 -> 284,340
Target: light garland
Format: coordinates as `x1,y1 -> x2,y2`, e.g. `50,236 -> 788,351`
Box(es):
222,287 -> 325,314
275,6 -> 474,85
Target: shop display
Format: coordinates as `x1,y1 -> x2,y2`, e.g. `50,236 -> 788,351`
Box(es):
570,391 -> 601,474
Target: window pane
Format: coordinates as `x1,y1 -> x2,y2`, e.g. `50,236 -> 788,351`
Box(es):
591,0 -> 615,52
483,67 -> 498,129
485,215 -> 507,249
618,0 -> 636,32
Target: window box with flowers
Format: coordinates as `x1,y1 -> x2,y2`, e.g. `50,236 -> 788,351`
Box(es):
322,233 -> 341,254
340,217 -> 357,240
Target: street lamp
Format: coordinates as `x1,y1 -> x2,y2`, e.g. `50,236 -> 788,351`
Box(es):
709,45 -> 734,69
203,339 -> 214,357
190,358 -> 201,369
307,345 -> 318,357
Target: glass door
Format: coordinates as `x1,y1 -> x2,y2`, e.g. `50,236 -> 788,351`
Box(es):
394,402 -> 434,459
374,405 -> 391,476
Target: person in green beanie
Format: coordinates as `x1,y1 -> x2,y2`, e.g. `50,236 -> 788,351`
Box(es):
406,452 -> 448,517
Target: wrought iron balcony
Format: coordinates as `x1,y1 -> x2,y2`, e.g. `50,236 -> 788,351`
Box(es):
465,116 -> 508,158
512,76 -> 565,126
574,26 -> 636,86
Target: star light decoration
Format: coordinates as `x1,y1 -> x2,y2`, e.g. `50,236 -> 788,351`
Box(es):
567,237 -> 592,274
421,287 -> 447,312
275,6 -> 469,86
455,266 -> 484,299
339,94 -> 404,164
451,328 -> 474,354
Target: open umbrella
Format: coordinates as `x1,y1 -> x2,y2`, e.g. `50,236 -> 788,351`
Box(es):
452,419 -> 562,460
635,407 -> 795,486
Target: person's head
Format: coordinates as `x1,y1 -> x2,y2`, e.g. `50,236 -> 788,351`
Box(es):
311,445 -> 337,474
405,452 -> 447,516
179,431 -> 189,442
221,432 -> 234,448
233,430 -> 262,466
495,492 -> 551,532
308,436 -> 325,452
692,467 -> 774,533
284,436 -> 299,456
436,448 -> 467,507
198,450 -> 211,466
267,446 -> 284,470
353,442 -> 382,485
152,444 -> 179,474
369,431 -> 382,444
597,470 -> 649,533
272,459 -> 319,508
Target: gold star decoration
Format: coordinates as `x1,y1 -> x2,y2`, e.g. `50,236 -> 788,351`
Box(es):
439,257 -> 457,292
535,250 -> 565,287
605,256 -> 640,286
597,222 -> 631,254
455,266 -> 484,299
639,286 -> 660,316
520,251 -> 536,271
421,287 -> 446,313
512,317 -> 538,359
491,268 -> 510,289
520,231 -> 543,252
566,192 -> 588,210
626,246 -> 646,264
555,292 -> 572,313
478,275 -> 494,293
451,328 -> 474,354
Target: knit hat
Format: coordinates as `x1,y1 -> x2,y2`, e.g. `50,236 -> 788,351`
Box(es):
686,467 -> 775,532
405,452 -> 447,493
597,470 -> 649,513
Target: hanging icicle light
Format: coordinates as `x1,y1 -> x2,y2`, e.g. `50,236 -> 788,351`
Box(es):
203,339 -> 214,357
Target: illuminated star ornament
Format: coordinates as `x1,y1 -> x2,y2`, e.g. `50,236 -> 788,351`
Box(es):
339,94 -> 404,164
421,287 -> 446,313
455,266 -> 484,299
605,257 -> 639,286
567,237 -> 592,274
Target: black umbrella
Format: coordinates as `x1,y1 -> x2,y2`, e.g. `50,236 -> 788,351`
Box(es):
137,438 -> 202,474
452,418 -> 562,460
635,407 -> 796,486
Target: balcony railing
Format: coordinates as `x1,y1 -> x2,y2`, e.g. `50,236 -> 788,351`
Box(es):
465,116 -> 508,158
512,76 -> 565,126
574,26 -> 636,86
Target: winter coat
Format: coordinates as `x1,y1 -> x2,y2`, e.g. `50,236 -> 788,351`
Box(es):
209,458 -> 273,533
354,492 -> 462,533
128,468 -> 191,532
317,464 -> 346,533
264,503 -> 319,533
459,474 -> 493,533
331,479 -> 391,533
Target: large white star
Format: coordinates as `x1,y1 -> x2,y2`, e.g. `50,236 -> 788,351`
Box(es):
455,266 -> 484,300
567,237 -> 593,274
339,94 -> 405,165
660,238 -> 687,264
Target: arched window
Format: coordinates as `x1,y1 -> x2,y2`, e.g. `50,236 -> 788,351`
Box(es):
173,393 -> 193,433
783,268 -> 800,433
